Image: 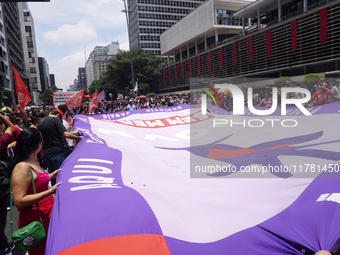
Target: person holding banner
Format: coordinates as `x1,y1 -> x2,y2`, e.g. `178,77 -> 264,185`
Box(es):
10,128 -> 61,255
38,109 -> 83,185
58,104 -> 76,156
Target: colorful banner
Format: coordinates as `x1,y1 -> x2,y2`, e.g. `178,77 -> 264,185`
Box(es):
88,90 -> 98,114
53,92 -> 78,107
46,103 -> 340,254
12,65 -> 31,108
65,89 -> 85,110
97,90 -> 106,102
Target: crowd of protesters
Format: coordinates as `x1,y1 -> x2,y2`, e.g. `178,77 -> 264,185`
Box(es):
0,78 -> 340,254
192,78 -> 340,112
83,93 -> 190,114
0,104 -> 82,255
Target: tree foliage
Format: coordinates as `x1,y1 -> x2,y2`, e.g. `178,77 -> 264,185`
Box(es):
302,73 -> 323,89
273,77 -> 291,88
102,49 -> 162,97
38,86 -> 62,105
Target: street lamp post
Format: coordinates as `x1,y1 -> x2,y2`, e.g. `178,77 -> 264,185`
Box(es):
122,0 -> 135,91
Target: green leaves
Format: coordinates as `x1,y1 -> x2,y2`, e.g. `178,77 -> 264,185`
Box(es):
102,49 -> 162,97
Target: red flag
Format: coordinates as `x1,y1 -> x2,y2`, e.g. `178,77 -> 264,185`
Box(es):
266,29 -> 271,58
65,89 -> 85,110
83,90 -> 91,98
320,8 -> 327,45
248,36 -> 253,62
97,90 -> 106,102
88,90 -> 98,114
291,19 -> 297,52
233,42 -> 237,66
12,65 -> 31,108
198,55 -> 201,74
175,64 -> 177,79
219,47 -> 223,68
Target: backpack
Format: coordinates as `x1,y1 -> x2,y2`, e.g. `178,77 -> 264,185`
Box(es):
0,160 -> 10,198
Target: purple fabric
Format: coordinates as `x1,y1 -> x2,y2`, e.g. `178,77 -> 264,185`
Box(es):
90,105 -> 189,121
46,104 -> 340,254
165,227 -> 302,255
45,133 -> 163,254
260,171 -> 340,252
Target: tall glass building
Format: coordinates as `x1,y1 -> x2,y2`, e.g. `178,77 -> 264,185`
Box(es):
127,0 -> 207,56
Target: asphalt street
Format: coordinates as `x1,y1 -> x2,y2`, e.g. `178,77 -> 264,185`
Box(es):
5,205 -> 26,255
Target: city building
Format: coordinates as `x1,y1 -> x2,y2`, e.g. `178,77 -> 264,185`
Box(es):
155,0 -> 340,93
126,0 -> 207,56
38,56 -> 50,91
85,41 -> 119,87
20,3 -> 41,104
0,4 -> 11,107
50,73 -> 55,87
67,78 -> 78,92
160,0 -> 251,61
78,67 -> 86,90
2,2 -> 27,105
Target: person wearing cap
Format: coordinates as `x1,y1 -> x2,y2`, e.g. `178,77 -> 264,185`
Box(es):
38,107 -> 83,185
306,82 -> 340,106
331,79 -> 340,102
312,79 -> 323,94
14,104 -> 29,129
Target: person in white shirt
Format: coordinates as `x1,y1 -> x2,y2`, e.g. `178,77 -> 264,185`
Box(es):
126,100 -> 136,111
331,79 -> 340,102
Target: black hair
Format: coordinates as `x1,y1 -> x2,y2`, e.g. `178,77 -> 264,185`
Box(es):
58,104 -> 68,114
50,110 -> 60,116
9,127 -> 43,177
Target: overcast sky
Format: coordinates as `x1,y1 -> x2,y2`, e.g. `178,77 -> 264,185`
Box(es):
28,0 -> 130,92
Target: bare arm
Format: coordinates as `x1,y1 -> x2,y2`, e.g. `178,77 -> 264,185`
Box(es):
63,131 -> 83,142
7,141 -> 16,149
0,114 -> 14,135
12,162 -> 61,209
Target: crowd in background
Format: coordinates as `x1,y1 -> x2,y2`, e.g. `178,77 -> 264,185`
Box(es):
1,78 -> 340,120
0,78 -> 340,254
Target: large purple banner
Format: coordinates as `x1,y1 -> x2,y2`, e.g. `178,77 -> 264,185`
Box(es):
45,103 -> 340,254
